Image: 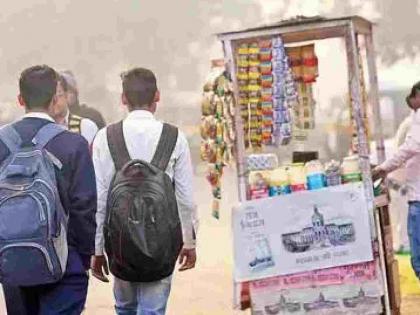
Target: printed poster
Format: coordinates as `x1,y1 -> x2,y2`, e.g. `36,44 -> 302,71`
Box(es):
250,279 -> 384,315
233,183 -> 373,282
250,260 -> 379,292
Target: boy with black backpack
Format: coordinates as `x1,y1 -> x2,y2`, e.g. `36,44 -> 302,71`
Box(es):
91,68 -> 197,315
0,65 -> 97,314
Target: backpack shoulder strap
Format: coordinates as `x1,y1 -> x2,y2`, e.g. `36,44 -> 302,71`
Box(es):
32,123 -> 66,149
151,123 -> 179,171
0,124 -> 22,154
68,113 -> 82,134
106,121 -> 131,171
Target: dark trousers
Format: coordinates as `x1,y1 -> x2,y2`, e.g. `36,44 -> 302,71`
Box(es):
3,249 -> 89,315
408,201 -> 420,278
3,285 -> 26,315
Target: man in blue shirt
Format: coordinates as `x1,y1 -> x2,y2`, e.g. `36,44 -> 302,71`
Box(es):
0,65 -> 97,314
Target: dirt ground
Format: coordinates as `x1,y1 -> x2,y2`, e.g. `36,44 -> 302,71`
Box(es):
395,254 -> 420,315
1,172 -> 420,314
402,296 -> 420,315
84,171 -> 242,314
83,172 -> 420,314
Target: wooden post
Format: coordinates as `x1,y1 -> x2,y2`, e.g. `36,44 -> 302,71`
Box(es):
344,22 -> 392,315
365,32 -> 386,164
344,23 -> 376,213
366,30 -> 401,314
222,39 -> 248,202
222,39 -> 251,312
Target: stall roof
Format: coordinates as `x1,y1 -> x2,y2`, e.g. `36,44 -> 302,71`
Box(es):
217,16 -> 373,43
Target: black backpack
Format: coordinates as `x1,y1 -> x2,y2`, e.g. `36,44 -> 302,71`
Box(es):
105,121 -> 183,282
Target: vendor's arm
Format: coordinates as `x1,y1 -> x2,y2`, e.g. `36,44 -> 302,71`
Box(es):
377,113 -> 420,174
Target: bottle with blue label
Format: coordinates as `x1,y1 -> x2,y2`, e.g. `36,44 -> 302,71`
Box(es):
305,160 -> 326,190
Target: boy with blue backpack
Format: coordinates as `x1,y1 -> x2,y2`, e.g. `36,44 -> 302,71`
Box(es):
0,65 -> 97,314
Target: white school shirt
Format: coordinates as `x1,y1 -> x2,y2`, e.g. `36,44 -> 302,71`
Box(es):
92,110 -> 197,256
22,112 -> 56,122
61,110 -> 98,145
380,110 -> 420,201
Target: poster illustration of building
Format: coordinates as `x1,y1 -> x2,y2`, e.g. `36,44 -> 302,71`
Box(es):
233,183 -> 373,282
282,206 -> 355,253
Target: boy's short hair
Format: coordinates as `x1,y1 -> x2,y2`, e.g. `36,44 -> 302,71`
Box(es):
19,65 -> 57,110
60,70 -> 78,93
408,81 -> 420,98
121,68 -> 157,108
57,74 -> 69,92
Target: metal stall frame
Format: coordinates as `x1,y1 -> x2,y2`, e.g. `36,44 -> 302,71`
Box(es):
217,16 -> 398,315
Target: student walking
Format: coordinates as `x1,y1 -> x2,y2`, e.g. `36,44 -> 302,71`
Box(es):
51,73 -> 99,145
61,70 -> 106,130
91,68 -> 197,315
0,65 -> 97,314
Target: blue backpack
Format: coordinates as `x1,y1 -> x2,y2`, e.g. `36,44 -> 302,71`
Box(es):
0,123 -> 68,286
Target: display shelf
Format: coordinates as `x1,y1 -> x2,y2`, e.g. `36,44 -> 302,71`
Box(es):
216,15 -> 396,315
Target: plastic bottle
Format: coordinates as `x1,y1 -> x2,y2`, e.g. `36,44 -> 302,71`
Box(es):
289,163 -> 307,192
248,171 -> 270,199
268,167 -> 291,196
305,160 -> 326,190
342,155 -> 362,183
325,160 -> 342,186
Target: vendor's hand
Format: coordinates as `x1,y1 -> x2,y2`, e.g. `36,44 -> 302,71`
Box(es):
372,166 -> 387,181
91,255 -> 110,283
178,248 -> 197,272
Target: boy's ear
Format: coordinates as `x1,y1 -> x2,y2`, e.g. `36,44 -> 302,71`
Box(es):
122,93 -> 129,106
154,90 -> 160,103
18,94 -> 25,107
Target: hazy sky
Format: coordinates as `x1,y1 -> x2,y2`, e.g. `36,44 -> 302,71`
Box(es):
0,0 -> 419,128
